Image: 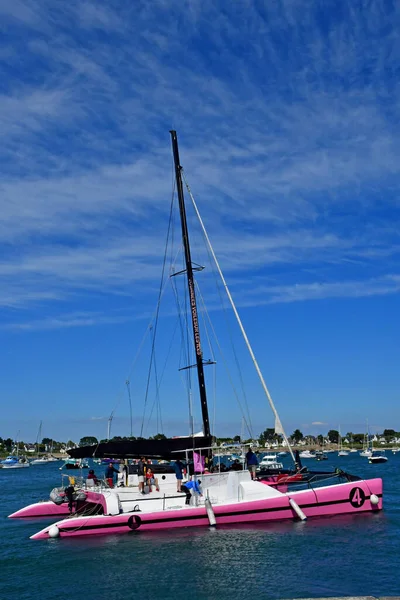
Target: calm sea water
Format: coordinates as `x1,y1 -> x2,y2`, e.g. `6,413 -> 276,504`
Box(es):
1,454 -> 399,600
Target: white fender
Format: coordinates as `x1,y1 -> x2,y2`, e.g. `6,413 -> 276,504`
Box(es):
289,497 -> 307,521
205,498 -> 216,527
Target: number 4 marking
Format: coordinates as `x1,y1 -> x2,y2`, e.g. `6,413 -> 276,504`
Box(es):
349,486 -> 366,508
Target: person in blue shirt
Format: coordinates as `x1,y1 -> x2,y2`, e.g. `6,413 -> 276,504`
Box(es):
245,448 -> 258,480
172,459 -> 185,492
105,462 -> 119,488
181,479 -> 202,505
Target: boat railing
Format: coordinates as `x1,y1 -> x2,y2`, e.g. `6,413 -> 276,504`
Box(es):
60,473 -> 113,491
269,469 -> 360,493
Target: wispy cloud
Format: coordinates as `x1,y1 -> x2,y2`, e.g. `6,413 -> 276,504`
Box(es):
1,0 -> 400,328
243,274 -> 400,306
2,311 -> 138,331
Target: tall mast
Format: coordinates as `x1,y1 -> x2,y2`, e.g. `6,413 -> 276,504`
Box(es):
169,130 -> 211,438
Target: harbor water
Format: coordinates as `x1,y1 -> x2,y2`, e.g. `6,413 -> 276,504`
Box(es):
1,453 -> 399,599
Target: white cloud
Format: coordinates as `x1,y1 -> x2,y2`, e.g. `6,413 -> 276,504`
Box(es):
1,0 -> 400,323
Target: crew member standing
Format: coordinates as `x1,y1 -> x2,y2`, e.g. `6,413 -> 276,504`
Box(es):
173,459 -> 185,492
245,448 -> 258,480
105,462 -> 119,488
137,457 -> 146,494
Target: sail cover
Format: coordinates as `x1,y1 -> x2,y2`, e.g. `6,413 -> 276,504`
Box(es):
67,436 -> 214,460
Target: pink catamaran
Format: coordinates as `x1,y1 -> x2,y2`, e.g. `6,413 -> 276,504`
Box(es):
14,131 -> 383,540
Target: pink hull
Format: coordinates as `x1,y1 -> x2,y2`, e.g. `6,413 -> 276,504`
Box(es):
31,478 -> 383,540
9,501 -> 72,519
10,491 -> 105,519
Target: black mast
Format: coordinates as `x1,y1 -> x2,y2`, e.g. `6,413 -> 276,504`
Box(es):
170,130 -> 211,438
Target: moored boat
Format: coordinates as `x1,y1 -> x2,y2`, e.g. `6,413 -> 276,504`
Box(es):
368,451 -> 388,464
27,131 -> 384,540
60,458 -> 89,470
1,455 -> 30,469
30,473 -> 383,540
298,450 -> 316,459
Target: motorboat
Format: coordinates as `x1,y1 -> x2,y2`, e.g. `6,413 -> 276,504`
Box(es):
60,458 -> 89,470
315,451 -> 327,461
258,454 -> 283,470
1,455 -> 30,469
298,450 -> 316,459
31,455 -> 59,465
368,451 -> 388,464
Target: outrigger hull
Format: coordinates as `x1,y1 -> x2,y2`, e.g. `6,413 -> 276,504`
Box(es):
30,478 -> 382,540
9,499 -> 96,519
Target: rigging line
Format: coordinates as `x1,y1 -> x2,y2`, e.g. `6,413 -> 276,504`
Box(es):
151,326 -> 161,433
105,274 -> 173,426
192,280 -> 217,433
140,185 -> 176,438
151,312 -> 181,434
199,244 -> 254,439
195,273 -> 253,441
194,281 -> 253,439
170,270 -> 195,431
193,280 -> 218,434
183,170 -> 295,464
212,357 -> 217,436
144,315 -> 181,434
191,208 -> 254,438
169,187 -> 195,434
194,281 -> 216,364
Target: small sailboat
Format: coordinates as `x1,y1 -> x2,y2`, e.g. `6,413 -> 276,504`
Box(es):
360,421 -> 373,457
1,433 -> 30,468
30,422 -> 53,465
338,427 -> 349,456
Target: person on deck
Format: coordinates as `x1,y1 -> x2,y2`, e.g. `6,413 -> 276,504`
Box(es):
181,479 -> 203,505
245,448 -> 259,480
105,463 -> 119,488
173,459 -> 185,492
137,457 -> 146,494
87,469 -> 99,484
145,468 -> 160,492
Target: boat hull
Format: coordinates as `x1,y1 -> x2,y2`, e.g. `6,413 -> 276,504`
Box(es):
30,478 -> 383,540
9,501 -> 78,519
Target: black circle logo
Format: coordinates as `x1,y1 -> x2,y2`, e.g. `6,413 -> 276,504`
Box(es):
349,487 -> 366,508
127,515 -> 142,530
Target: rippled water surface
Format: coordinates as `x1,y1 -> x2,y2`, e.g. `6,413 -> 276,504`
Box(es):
1,454 -> 399,599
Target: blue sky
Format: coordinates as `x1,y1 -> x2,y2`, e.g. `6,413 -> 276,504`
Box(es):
1,0 -> 399,444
